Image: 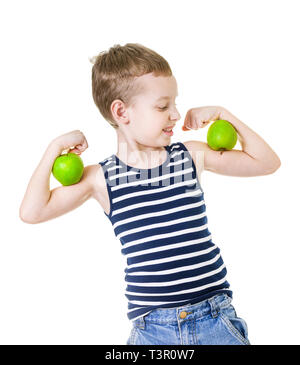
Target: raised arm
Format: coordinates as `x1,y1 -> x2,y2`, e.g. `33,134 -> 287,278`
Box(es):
19,130 -> 95,224
182,106 -> 281,177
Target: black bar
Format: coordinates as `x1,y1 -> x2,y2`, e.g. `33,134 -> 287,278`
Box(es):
0,345 -> 299,362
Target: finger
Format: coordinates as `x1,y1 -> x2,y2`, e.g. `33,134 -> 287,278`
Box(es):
182,120 -> 197,131
81,140 -> 89,150
77,143 -> 87,151
210,109 -> 221,122
69,148 -> 81,155
200,120 -> 210,128
191,118 -> 199,130
182,125 -> 190,131
182,111 -> 191,131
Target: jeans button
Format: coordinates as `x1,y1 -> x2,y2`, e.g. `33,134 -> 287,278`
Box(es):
179,311 -> 187,319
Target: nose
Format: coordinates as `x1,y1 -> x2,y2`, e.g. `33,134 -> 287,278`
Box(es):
170,106 -> 181,122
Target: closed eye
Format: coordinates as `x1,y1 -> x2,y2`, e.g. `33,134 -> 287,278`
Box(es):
159,104 -> 177,111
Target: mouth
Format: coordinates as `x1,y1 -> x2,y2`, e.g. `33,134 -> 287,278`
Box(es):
162,127 -> 174,136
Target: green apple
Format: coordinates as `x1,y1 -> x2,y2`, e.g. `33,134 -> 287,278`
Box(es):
52,153 -> 84,186
207,120 -> 238,151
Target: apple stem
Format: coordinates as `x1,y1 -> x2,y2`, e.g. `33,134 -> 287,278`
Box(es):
219,148 -> 226,155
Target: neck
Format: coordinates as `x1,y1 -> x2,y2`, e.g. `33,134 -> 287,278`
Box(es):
116,129 -> 166,168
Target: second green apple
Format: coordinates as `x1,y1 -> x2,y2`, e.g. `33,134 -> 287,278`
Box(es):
207,120 -> 237,151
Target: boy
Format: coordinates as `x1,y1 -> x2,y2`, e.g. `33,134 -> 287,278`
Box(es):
19,43 -> 281,345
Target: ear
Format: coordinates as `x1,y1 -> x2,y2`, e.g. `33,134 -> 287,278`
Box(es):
111,99 -> 130,126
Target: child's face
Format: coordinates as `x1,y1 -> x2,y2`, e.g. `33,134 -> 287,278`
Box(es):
123,73 -> 181,147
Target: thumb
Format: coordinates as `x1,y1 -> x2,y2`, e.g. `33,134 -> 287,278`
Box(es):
69,148 -> 81,155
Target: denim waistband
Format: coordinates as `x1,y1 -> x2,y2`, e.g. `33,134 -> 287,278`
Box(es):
133,293 -> 232,328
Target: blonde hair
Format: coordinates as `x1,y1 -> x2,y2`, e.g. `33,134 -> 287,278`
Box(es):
90,43 -> 173,130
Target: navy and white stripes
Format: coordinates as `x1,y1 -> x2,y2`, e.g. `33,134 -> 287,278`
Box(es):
99,141 -> 231,321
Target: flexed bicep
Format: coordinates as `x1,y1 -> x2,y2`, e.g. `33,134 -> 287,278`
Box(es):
183,140 -> 274,177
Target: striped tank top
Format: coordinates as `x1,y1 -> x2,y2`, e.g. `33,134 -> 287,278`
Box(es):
99,141 -> 231,321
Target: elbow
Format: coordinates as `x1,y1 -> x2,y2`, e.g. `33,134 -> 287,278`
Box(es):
264,158 -> 281,175
19,209 -> 39,224
270,155 -> 281,173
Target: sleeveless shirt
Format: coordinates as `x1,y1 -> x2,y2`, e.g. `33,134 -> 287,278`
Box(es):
99,141 -> 232,321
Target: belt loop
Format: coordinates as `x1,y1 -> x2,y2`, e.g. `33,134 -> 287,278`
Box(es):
134,315 -> 145,330
208,296 -> 219,319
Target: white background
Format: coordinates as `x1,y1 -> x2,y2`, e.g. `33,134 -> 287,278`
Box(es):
0,0 -> 299,345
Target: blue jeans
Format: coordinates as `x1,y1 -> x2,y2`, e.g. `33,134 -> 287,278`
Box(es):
126,293 -> 250,345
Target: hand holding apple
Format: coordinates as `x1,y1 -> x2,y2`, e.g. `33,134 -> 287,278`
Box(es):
182,106 -> 238,151
182,106 -> 222,131
53,129 -> 89,156
51,130 -> 88,186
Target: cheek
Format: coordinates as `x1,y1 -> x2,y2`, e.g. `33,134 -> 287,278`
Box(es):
145,116 -> 164,133
133,111 -> 165,136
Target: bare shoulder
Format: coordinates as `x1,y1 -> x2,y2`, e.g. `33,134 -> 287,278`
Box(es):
182,140 -> 210,153
88,163 -> 111,215
85,163 -> 106,194
182,140 -> 206,174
